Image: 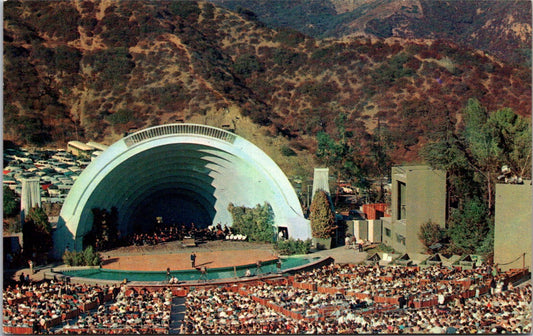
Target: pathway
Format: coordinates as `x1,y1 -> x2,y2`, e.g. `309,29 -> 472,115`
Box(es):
169,297 -> 187,334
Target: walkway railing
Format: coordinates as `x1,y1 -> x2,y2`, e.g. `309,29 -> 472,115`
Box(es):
123,124 -> 237,147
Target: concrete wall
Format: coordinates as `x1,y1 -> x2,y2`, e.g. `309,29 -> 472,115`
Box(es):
352,220 -> 368,241
350,219 -> 383,243
381,217 -> 393,247
368,220 -> 382,242
390,166 -> 446,253
494,182 -> 532,272
346,220 -> 354,237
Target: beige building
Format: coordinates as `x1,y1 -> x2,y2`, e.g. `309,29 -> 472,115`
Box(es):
494,181 -> 532,272
382,165 -> 447,253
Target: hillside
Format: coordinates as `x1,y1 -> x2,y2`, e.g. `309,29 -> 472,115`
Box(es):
214,0 -> 532,65
3,0 -> 531,180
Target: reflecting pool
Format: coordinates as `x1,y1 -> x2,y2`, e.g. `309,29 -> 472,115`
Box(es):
61,256 -> 319,282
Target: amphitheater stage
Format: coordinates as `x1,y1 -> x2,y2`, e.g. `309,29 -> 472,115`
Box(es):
100,240 -> 280,272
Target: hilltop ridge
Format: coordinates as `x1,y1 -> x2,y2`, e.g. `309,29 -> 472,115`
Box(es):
3,0 -> 531,177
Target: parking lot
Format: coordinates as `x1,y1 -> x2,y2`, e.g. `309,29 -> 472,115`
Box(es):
3,145 -> 98,203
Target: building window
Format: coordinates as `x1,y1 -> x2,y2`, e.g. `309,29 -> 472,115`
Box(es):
396,233 -> 406,245
385,228 -> 391,237
397,181 -> 406,220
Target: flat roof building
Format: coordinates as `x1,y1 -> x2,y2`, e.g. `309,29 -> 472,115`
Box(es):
86,141 -> 109,152
494,181 -> 532,271
67,141 -> 95,158
382,165 -> 446,254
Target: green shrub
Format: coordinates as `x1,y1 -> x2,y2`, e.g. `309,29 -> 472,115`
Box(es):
274,28 -> 306,47
203,2 -> 215,20
228,202 -> 275,243
106,109 -> 135,125
418,220 -> 445,253
377,243 -> 395,254
274,238 -> 312,255
272,48 -> 305,68
281,145 -> 296,157
62,246 -> 102,266
62,250 -> 76,266
33,3 -> 80,41
83,48 -> 135,90
233,54 -> 262,77
3,186 -> 19,218
169,1 -> 201,20
100,13 -> 140,47
297,81 -> 338,104
54,45 -> 82,74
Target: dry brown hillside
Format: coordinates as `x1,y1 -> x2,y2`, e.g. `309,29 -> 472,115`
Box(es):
3,0 -> 531,179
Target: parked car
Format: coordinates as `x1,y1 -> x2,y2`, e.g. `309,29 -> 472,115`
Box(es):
76,159 -> 91,167
60,157 -> 77,165
68,166 -> 82,173
35,160 -> 50,168
53,164 -> 70,173
47,185 -> 60,197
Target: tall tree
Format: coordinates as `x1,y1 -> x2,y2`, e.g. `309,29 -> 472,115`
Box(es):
369,118 -> 393,202
316,131 -> 351,171
3,185 -> 19,218
422,98 -> 531,254
486,107 -> 531,178
22,206 -> 53,257
448,197 -> 491,254
316,112 -> 368,205
309,190 -> 336,239
461,99 -> 531,214
424,98 -> 531,213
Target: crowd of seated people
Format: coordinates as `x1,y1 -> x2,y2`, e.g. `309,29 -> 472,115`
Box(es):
3,262 -> 531,335
3,280 -> 120,334
180,267 -> 531,334
205,223 -> 233,240
2,279 -> 173,335
291,263 -> 494,303
61,287 -> 172,334
120,223 -> 187,247
180,286 -> 307,334
246,283 -> 377,320
118,223 -> 234,248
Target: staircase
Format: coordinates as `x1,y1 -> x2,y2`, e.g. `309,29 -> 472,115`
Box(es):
169,296 -> 186,334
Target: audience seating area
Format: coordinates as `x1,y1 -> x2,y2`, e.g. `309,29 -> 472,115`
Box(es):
3,264 -> 531,334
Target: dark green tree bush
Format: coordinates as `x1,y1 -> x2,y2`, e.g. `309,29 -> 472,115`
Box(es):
274,238 -> 312,255
106,109 -> 136,125
309,190 -> 336,239
83,48 -> 135,90
169,1 -> 201,21
418,220 -> 445,253
63,246 -> 102,266
22,206 -> 53,257
233,54 -> 262,77
281,145 -> 296,157
3,186 -> 19,218
228,202 -> 275,242
423,99 -> 531,255
448,197 -> 492,254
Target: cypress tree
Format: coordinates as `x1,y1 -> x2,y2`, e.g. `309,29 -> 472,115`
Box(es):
310,190 -> 336,239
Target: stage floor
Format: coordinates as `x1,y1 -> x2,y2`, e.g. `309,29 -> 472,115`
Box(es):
100,240 -> 278,272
